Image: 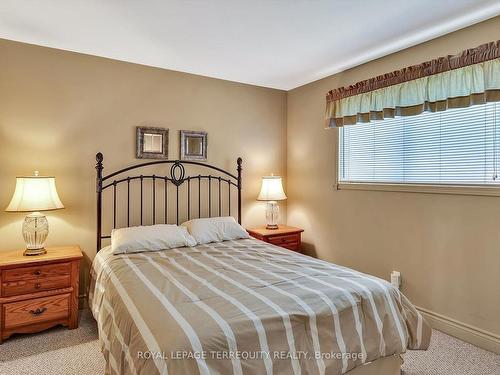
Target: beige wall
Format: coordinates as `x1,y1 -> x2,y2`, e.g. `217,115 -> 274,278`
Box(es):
0,39 -> 287,290
287,16 -> 500,339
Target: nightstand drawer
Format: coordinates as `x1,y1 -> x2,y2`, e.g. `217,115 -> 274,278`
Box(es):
3,293 -> 70,329
3,262 -> 71,282
268,233 -> 301,246
2,275 -> 71,297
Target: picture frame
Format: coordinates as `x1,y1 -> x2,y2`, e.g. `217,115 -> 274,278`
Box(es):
180,130 -> 207,161
136,126 -> 169,159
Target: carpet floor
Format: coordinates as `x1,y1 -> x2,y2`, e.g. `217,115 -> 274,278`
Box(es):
0,309 -> 498,374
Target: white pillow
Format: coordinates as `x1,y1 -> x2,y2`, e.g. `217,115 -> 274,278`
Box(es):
111,224 -> 197,254
181,217 -> 250,244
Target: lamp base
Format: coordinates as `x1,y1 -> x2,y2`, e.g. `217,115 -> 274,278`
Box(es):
22,212 -> 49,256
23,248 -> 47,256
265,201 -> 280,230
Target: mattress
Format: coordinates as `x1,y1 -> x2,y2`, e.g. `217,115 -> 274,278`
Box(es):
89,238 -> 430,375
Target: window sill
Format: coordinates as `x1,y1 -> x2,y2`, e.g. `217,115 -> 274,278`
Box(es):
336,182 -> 500,197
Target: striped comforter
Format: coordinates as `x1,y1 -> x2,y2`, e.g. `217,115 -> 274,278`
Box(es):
89,238 -> 430,375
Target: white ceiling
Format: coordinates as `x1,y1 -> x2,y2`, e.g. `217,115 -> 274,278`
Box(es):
1,1 -> 499,90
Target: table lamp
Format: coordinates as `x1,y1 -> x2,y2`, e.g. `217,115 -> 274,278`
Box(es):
257,175 -> 287,229
5,171 -> 64,256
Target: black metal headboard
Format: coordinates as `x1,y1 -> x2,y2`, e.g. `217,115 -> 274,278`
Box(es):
95,152 -> 242,251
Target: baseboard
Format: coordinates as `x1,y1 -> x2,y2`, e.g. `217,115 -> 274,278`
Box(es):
416,306 -> 500,354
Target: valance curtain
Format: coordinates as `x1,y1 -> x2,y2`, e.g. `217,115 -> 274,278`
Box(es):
325,41 -> 500,128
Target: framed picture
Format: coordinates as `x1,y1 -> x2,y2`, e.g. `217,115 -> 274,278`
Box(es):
180,130 -> 207,161
136,126 -> 169,159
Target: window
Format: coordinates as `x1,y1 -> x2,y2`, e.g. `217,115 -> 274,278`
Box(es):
338,102 -> 500,191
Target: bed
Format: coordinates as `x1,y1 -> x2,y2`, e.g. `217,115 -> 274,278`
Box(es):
89,153 -> 430,374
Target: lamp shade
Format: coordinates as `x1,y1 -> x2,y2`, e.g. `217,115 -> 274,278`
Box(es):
257,175 -> 287,201
5,173 -> 64,212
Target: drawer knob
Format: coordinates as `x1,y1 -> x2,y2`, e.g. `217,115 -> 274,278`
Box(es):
29,307 -> 47,316
34,270 -> 42,276
34,283 -> 41,289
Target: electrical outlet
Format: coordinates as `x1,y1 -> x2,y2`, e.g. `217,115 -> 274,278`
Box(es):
390,271 -> 401,289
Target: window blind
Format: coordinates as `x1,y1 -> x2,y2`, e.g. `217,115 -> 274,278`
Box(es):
339,102 -> 500,186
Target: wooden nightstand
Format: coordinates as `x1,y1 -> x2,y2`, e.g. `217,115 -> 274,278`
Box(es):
0,245 -> 83,343
247,225 -> 304,252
